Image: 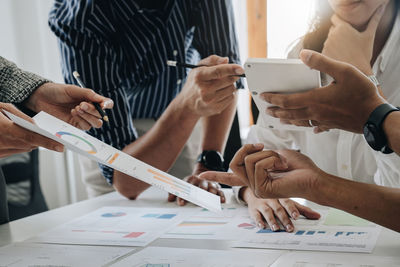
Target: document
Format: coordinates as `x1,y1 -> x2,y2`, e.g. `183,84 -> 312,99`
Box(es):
271,251 -> 400,267
233,209 -> 381,253
162,206 -> 257,240
110,246 -> 284,267
30,206 -> 194,247
4,110 -> 221,213
0,242 -> 133,267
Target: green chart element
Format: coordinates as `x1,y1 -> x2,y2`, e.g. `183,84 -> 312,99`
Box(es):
324,208 -> 371,227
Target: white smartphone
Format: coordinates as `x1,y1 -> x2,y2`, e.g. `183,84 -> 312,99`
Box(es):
245,58 -> 321,131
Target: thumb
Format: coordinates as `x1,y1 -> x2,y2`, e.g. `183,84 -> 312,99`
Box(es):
71,86 -> 114,109
199,55 -> 229,66
366,5 -> 385,35
300,49 -> 348,83
199,171 -> 246,186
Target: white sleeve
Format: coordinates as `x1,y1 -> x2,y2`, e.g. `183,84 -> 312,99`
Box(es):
232,186 -> 247,206
373,152 -> 400,188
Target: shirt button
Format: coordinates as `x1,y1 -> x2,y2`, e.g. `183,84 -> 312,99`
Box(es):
173,50 -> 178,56
177,79 -> 182,85
341,164 -> 348,171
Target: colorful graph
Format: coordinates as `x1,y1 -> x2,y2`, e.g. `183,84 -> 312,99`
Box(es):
101,212 -> 126,218
56,131 -> 97,154
142,214 -> 176,219
147,169 -> 191,195
178,221 -> 228,227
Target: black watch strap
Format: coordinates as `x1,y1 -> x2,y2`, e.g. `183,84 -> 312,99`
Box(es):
364,104 -> 399,153
197,150 -> 225,171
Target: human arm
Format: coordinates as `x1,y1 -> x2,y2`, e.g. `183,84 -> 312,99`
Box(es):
383,111 -> 400,155
200,145 -> 400,232
113,57 -> 244,199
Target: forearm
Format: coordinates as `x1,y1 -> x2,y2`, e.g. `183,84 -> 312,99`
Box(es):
200,95 -> 237,153
313,174 -> 400,232
383,111 -> 400,155
113,96 -> 200,198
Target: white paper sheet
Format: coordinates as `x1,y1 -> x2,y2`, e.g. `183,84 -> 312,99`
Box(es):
4,110 -> 221,212
271,251 -> 400,267
233,209 -> 381,253
0,242 -> 133,267
110,246 -> 284,267
162,206 -> 259,240
30,207 -> 195,247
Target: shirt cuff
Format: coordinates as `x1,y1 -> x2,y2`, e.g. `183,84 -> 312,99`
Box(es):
233,186 -> 247,206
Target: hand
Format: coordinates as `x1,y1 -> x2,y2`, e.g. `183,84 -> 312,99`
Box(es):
200,144 -> 325,200
177,55 -> 244,117
167,174 -> 225,206
242,187 -> 320,232
25,83 -> 114,130
322,5 -> 385,75
0,103 -> 64,157
262,50 -> 386,133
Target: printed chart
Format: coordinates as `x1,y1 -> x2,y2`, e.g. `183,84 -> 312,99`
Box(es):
5,110 -> 221,212
233,209 -> 381,253
110,247 -> 284,267
30,207 -> 194,247
0,242 -> 133,267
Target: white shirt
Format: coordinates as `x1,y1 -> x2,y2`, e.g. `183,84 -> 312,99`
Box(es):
236,11 -> 400,204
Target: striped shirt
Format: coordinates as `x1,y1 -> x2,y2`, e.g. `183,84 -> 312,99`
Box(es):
49,0 -> 242,183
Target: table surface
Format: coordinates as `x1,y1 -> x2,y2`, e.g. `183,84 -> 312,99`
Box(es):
1,187 -> 399,261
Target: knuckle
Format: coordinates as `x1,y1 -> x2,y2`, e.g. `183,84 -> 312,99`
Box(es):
275,206 -> 285,214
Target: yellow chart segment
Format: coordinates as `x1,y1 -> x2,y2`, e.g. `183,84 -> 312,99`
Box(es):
108,153 -> 120,164
148,169 -> 191,194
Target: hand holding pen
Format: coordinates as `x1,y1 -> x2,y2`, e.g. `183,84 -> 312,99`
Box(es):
73,71 -> 112,125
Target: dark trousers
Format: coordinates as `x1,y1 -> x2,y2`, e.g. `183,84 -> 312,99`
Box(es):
0,167 -> 9,224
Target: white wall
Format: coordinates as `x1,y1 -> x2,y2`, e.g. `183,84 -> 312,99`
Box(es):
0,0 -> 87,209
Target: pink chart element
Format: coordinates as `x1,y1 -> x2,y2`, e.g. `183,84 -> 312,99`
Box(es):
124,232 -> 145,238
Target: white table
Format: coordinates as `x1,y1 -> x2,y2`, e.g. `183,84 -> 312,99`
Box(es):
1,187 -> 399,263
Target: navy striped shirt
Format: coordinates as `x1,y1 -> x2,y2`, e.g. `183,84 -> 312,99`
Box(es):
49,0 -> 242,183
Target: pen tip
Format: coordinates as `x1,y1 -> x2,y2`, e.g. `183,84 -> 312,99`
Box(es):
103,116 -> 109,122
73,71 -> 80,78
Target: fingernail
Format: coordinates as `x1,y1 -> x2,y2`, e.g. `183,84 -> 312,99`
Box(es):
55,146 -> 64,152
217,57 -> 227,64
77,108 -> 84,114
272,224 -> 279,231
301,49 -> 313,63
286,224 -> 294,232
235,68 -> 245,75
254,143 -> 264,149
257,222 -> 265,229
81,104 -> 89,111
292,212 -> 299,219
104,100 -> 113,108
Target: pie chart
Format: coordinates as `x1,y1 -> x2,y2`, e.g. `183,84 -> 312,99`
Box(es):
56,131 -> 97,154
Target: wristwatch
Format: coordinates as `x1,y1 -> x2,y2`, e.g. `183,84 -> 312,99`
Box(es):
363,103 -> 399,154
197,150 -> 225,171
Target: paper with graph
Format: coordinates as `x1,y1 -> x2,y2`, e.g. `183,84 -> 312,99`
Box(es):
4,110 -> 221,212
110,246 -> 284,267
233,209 -> 381,253
30,207 -> 195,247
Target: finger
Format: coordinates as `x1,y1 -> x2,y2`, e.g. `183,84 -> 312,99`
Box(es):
258,204 -> 280,232
366,5 -> 386,35
75,107 -> 103,128
79,102 -> 102,118
1,103 -> 34,123
197,64 -> 244,81
249,209 -> 266,229
199,172 -> 247,186
204,76 -> 239,95
300,49 -> 351,82
75,118 -> 92,131
203,84 -> 236,103
267,107 -> 311,121
9,124 -> 64,152
295,203 -> 321,220
217,189 -> 225,203
269,200 -> 294,232
230,144 -> 265,170
330,14 -> 351,28
261,92 -> 311,109
168,193 -> 177,202
279,199 -> 301,220
199,55 -> 229,66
